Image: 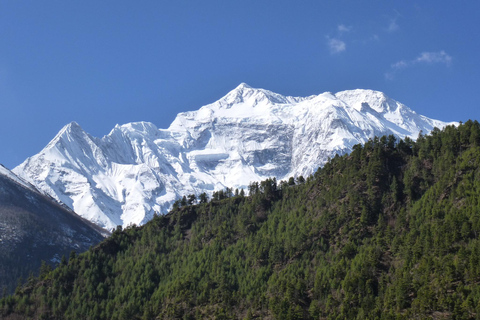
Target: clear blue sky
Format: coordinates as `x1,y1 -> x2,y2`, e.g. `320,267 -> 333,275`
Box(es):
1,1 -> 479,169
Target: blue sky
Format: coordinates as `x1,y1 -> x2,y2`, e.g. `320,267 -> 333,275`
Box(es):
1,1 -> 479,168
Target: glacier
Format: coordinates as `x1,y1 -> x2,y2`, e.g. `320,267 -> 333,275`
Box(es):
13,83 -> 456,230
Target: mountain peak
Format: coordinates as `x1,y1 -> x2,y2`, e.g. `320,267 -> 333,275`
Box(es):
236,82 -> 253,90
114,121 -> 159,135
229,82 -> 258,97
335,89 -> 395,114
62,121 -> 83,132
218,83 -> 301,109
44,121 -> 87,149
14,85 -> 455,230
58,121 -> 86,136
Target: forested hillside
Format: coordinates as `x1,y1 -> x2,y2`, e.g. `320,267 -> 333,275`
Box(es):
2,121 -> 480,320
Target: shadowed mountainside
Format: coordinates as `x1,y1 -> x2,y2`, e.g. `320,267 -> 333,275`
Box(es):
0,165 -> 107,294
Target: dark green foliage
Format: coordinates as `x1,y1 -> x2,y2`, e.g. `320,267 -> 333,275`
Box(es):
187,194 -> 197,205
181,195 -> 188,206
199,192 -> 209,204
3,121 -> 480,319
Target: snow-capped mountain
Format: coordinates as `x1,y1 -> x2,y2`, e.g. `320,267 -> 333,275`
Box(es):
0,164 -> 106,293
13,84 -> 455,230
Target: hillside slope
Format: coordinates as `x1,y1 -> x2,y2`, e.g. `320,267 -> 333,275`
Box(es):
0,165 -> 107,294
3,121 -> 480,319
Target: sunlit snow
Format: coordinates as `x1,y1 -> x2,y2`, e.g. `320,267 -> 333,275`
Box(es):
13,84 -> 456,230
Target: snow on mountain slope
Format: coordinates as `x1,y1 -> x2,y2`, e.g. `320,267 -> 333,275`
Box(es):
13,84 -> 456,230
0,164 -> 39,192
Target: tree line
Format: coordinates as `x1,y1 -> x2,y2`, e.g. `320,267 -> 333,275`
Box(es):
2,120 -> 480,319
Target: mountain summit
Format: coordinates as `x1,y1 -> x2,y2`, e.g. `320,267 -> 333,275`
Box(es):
14,84 -> 456,229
